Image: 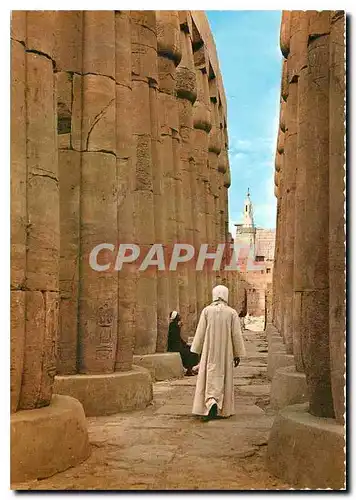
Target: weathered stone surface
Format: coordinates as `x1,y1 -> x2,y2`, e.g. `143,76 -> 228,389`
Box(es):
10,291 -> 25,413
270,365 -> 308,409
79,152 -> 118,373
58,150 -> 81,375
26,11 -> 57,58
11,40 -> 26,289
19,291 -> 59,410
267,351 -> 294,380
11,395 -> 90,483
328,11 -> 346,425
267,403 -> 345,489
26,52 -> 59,292
54,11 -> 83,73
82,11 -> 116,79
133,353 -> 184,381
54,366 -> 153,417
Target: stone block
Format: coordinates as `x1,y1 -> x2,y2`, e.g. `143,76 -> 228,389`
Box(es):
11,395 -> 90,484
270,365 -> 308,410
26,11 -> 56,59
53,366 -> 153,416
267,403 -> 345,489
72,74 -> 116,153
82,11 -> 115,78
54,11 -> 83,73
133,353 -> 184,381
267,351 -> 294,380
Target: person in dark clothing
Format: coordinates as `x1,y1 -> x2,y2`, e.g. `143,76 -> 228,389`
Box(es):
239,310 -> 246,330
167,311 -> 199,376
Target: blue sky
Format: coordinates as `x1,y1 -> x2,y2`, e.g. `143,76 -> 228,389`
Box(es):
207,11 -> 282,232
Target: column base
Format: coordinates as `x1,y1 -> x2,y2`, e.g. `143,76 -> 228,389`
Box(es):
133,352 -> 184,381
53,365 -> 153,417
266,403 -> 346,489
270,365 -> 308,410
265,323 -> 281,341
267,351 -> 294,380
11,395 -> 90,484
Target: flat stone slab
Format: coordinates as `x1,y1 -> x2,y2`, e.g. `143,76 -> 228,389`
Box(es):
155,404 -> 193,416
234,366 -> 267,378
169,376 -> 199,386
239,384 -> 271,397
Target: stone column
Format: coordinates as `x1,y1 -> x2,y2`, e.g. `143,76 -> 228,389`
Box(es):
11,11 -> 60,411
192,45 -> 212,312
278,59 -> 288,342
77,12 -> 118,373
116,11 -> 136,370
156,11 -> 184,339
290,13 -> 308,373
329,10 -> 345,424
55,11 -> 83,375
273,92 -> 284,331
176,12 -> 198,334
294,11 -> 334,417
282,11 -> 305,354
10,11 -> 89,483
131,11 -> 158,354
217,105 -> 229,287
208,76 -> 222,292
223,162 -> 231,288
272,181 -> 281,329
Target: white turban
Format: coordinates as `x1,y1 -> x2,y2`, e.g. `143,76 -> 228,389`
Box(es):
212,285 -> 229,303
170,311 -> 178,321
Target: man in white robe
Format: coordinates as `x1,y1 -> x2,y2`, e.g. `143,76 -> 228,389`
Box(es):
190,285 -> 246,419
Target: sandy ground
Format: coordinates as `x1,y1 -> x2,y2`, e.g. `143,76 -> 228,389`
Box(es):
13,328 -> 291,491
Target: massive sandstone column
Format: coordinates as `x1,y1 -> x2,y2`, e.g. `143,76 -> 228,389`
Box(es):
56,12 -> 119,374
156,11 -> 183,345
116,11 -> 136,371
295,11 -> 334,417
79,12 -> 119,373
328,10 -> 345,424
11,10 -> 59,412
192,42 -> 211,313
11,11 -> 89,484
208,75 -> 222,292
281,12 -> 302,354
176,12 -> 198,335
131,11 -> 158,354
278,59 -> 288,343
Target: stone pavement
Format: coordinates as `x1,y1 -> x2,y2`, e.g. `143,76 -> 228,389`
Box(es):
13,328 -> 291,490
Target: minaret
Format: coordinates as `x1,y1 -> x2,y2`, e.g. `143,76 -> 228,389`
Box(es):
234,188 -> 256,258
243,188 -> 254,227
